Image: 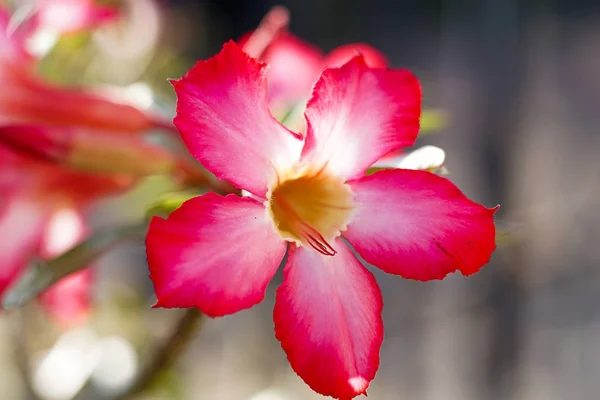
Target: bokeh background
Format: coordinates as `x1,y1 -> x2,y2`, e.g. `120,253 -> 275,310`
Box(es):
1,0 -> 600,399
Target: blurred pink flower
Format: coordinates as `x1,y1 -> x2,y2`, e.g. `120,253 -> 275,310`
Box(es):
239,6 -> 387,127
146,42 -> 498,399
0,3 -> 168,326
0,145 -> 132,326
34,0 -> 119,34
0,5 -> 169,133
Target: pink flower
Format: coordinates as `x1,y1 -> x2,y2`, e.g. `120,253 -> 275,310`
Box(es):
0,145 -> 131,326
0,1 -> 203,326
0,5 -> 169,133
146,42 -> 498,399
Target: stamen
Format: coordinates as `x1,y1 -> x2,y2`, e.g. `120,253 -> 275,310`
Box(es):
299,223 -> 337,256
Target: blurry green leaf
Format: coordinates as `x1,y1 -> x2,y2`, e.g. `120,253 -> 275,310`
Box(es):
145,191 -> 199,219
2,222 -> 148,311
419,109 -> 448,134
495,220 -> 524,246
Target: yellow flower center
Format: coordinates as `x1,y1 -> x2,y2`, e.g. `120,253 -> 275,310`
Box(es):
267,165 -> 355,255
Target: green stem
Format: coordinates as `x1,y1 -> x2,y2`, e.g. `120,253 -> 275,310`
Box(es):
2,222 -> 149,310
114,309 -> 204,400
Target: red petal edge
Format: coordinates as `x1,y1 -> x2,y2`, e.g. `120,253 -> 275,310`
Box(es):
345,169 -> 499,281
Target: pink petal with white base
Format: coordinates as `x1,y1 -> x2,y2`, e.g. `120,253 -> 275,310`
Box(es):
344,169 -> 498,280
173,41 -> 302,198
147,193 -> 287,317
274,240 -> 383,399
301,56 -> 421,181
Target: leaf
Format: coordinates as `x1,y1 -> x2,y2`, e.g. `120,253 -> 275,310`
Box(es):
145,191 -> 200,219
419,109 -> 448,134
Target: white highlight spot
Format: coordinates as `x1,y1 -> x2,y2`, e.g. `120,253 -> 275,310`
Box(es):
348,376 -> 369,393
43,208 -> 85,257
32,328 -> 101,400
397,145 -> 445,170
91,336 -> 138,393
97,82 -> 155,110
26,28 -> 59,58
373,145 -> 446,171
248,388 -> 290,400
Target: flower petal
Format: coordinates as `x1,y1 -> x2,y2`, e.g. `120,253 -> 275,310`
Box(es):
0,61 -> 167,133
39,269 -> 92,327
301,56 -> 421,181
0,5 -> 33,63
260,32 -> 324,108
146,192 -> 287,317
323,43 -> 388,69
274,240 -> 383,399
36,0 -> 119,34
38,207 -> 92,327
344,169 -> 498,280
172,41 -> 302,198
0,198 -> 47,297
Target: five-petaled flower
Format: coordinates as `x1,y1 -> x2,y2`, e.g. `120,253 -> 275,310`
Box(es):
146,41 -> 498,399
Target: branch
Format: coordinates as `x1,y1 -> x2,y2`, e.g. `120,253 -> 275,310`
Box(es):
113,308 -> 204,400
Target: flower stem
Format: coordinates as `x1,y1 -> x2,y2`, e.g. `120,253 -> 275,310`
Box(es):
2,222 -> 149,311
114,308 -> 204,400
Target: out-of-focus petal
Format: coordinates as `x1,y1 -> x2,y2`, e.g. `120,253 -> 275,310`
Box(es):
172,41 -> 302,198
238,7 -> 320,109
238,5 -> 290,60
0,124 -> 69,162
36,0 -> 119,34
0,125 -> 178,176
39,269 -> 92,327
38,208 -> 92,326
323,43 -> 388,69
344,169 -> 498,280
0,63 -> 168,133
261,33 -> 324,107
301,56 -> 421,181
147,193 -> 287,317
0,199 -> 47,297
0,144 -> 34,195
274,240 -> 383,399
0,5 -> 32,63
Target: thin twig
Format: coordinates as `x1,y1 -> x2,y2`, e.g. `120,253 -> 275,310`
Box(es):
114,308 -> 204,400
2,222 -> 149,310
